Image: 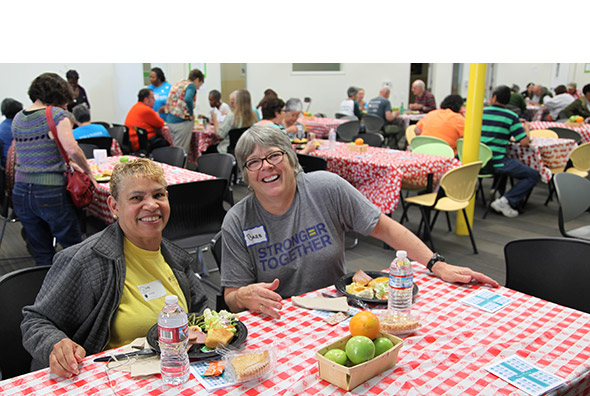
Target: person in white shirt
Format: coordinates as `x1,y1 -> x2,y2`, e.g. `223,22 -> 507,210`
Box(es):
203,90 -> 232,133
543,85 -> 575,121
338,87 -> 362,119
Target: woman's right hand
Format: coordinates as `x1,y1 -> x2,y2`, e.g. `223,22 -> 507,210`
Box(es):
233,279 -> 283,319
49,338 -> 86,378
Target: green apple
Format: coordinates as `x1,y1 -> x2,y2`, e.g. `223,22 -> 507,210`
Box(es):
120,156 -> 129,162
324,348 -> 347,365
373,337 -> 394,356
345,336 -> 375,364
569,115 -> 578,122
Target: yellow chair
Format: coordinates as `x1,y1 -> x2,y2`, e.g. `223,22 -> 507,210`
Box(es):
405,125 -> 416,145
565,142 -> 590,178
530,129 -> 558,139
403,161 -> 483,254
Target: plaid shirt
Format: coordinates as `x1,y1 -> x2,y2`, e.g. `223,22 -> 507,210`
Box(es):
415,91 -> 437,113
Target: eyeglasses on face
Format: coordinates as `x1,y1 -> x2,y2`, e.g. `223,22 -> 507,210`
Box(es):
244,150 -> 286,171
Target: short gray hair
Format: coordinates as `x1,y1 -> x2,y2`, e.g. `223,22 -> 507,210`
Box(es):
72,103 -> 91,123
347,86 -> 358,97
285,98 -> 303,112
413,80 -> 425,89
235,125 -> 302,184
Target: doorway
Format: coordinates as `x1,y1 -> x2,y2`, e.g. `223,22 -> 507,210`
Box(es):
220,64 -> 247,104
408,63 -> 430,103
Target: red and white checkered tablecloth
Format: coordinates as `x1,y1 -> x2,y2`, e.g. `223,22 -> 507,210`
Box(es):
398,113 -> 426,129
85,156 -> 215,224
310,142 -> 461,214
298,117 -> 346,139
529,121 -> 590,144
508,138 -> 578,183
161,125 -> 222,165
3,266 -> 589,395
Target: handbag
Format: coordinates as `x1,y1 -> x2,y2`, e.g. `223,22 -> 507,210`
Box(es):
45,106 -> 95,208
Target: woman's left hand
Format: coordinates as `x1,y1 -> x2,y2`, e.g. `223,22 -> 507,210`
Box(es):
432,262 -> 499,288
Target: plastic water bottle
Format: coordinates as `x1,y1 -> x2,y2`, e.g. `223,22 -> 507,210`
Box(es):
388,250 -> 413,314
158,295 -> 189,385
400,102 -> 405,115
328,128 -> 336,149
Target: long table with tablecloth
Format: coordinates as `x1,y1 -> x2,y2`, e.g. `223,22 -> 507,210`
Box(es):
2,264 -> 589,395
310,142 -> 461,214
529,121 -> 590,144
86,156 -> 215,224
508,137 -> 578,183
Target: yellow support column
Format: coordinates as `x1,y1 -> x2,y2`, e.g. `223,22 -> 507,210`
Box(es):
456,63 -> 487,235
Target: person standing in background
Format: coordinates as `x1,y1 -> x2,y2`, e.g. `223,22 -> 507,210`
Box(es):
66,70 -> 90,112
0,98 -> 23,167
12,72 -> 98,267
147,67 -> 172,121
165,69 -> 204,154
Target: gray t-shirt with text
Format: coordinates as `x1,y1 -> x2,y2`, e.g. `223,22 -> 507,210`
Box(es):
220,171 -> 381,298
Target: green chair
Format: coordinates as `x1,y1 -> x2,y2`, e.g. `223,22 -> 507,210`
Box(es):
456,139 -> 494,207
412,142 -> 454,158
410,135 -> 450,151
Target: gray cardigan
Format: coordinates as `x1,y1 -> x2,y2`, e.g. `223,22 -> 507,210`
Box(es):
21,222 -> 209,370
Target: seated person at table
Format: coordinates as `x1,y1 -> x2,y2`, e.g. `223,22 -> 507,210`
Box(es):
409,80 -> 436,113
282,98 -> 304,136
220,126 -> 499,319
21,158 -> 209,378
559,83 -> 590,121
212,89 -> 258,154
367,85 -> 404,147
338,86 -> 363,119
507,84 -> 526,117
124,88 -> 165,152
357,88 -> 366,112
529,84 -> 552,105
542,85 -> 574,121
71,104 -> 111,140
521,82 -> 534,100
415,94 -> 465,154
201,89 -> 231,131
0,97 -> 23,168
255,97 -> 287,133
567,82 -> 582,99
481,85 -> 540,218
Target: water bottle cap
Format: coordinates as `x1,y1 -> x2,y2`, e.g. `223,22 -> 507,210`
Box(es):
396,250 -> 407,259
165,295 -> 178,305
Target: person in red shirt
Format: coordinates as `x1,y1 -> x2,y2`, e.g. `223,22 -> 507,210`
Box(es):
415,94 -> 465,154
409,79 -> 437,113
124,89 -> 165,152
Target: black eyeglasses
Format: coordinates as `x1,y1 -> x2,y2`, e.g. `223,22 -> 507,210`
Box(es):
244,150 -> 286,171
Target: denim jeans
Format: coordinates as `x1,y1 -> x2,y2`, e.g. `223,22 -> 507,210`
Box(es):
494,158 -> 541,207
12,182 -> 83,266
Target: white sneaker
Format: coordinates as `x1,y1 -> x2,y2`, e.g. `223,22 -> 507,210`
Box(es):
491,196 -> 519,218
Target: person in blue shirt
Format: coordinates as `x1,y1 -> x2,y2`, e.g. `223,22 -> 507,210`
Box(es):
71,104 -> 111,140
147,67 -> 172,121
0,98 -> 23,167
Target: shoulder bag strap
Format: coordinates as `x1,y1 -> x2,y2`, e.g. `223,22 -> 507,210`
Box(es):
45,106 -> 71,168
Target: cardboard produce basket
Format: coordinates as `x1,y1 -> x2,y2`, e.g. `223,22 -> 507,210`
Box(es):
316,333 -> 403,391
346,143 -> 368,152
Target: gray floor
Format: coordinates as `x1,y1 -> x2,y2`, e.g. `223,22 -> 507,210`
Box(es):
1,176 -> 586,309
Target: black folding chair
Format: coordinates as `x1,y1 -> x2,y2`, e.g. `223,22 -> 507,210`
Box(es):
151,146 -> 187,168
296,153 -> 327,173
197,153 -> 236,205
0,266 -> 51,379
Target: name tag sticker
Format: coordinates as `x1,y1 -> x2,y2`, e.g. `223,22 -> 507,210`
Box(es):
243,225 -> 268,247
138,280 -> 167,302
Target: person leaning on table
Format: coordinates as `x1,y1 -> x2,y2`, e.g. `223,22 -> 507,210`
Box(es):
21,159 -> 209,378
220,125 -> 499,319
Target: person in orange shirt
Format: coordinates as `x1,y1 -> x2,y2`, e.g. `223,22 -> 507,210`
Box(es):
124,88 -> 165,152
415,94 -> 465,154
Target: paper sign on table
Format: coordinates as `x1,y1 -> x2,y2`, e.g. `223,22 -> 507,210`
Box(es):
461,289 -> 513,313
485,355 -> 565,396
291,296 -> 349,312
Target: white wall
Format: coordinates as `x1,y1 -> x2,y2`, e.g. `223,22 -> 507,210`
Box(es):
431,63 -> 453,105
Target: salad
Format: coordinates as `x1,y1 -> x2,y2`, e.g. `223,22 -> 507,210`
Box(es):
188,309 -> 239,334
345,270 -> 389,300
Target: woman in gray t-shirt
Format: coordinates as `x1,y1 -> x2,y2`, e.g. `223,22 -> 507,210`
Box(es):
221,125 -> 499,319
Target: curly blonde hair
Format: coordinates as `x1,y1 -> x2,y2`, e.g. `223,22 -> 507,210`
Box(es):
109,158 -> 167,200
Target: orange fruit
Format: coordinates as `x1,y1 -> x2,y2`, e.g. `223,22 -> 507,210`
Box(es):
355,138 -> 364,146
349,311 -> 380,340
576,116 -> 584,123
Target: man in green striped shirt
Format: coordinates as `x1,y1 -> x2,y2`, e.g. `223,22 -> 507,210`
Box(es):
481,85 -> 540,218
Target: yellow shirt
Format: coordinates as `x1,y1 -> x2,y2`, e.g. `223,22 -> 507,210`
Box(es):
107,238 -> 188,349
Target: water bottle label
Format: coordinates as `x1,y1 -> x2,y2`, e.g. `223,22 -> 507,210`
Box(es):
389,275 -> 413,288
159,324 -> 188,343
